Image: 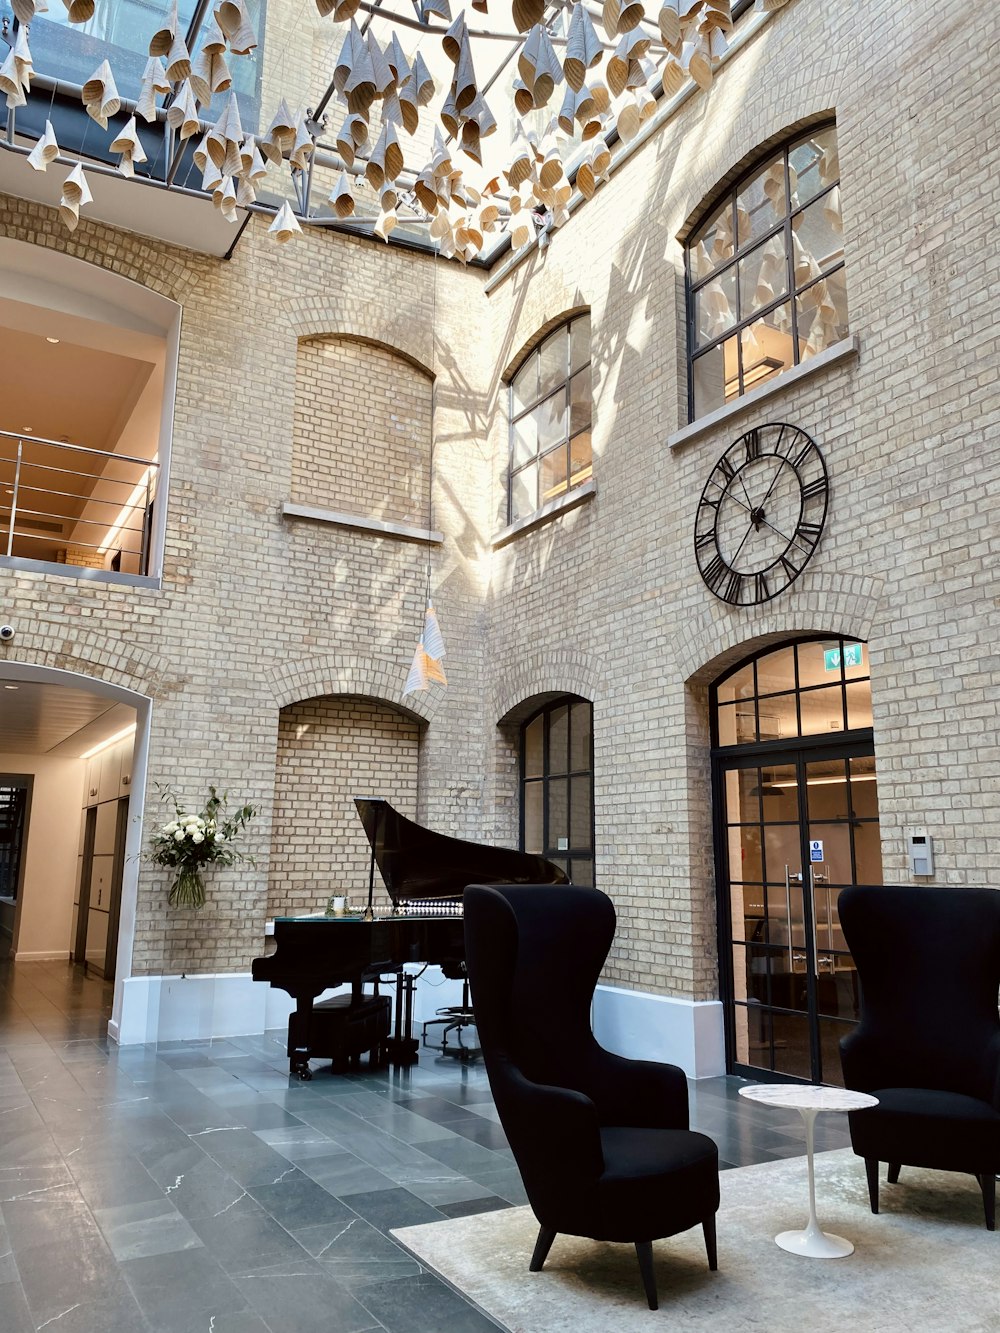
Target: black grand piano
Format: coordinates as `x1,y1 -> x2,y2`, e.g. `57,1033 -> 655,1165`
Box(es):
251,798 -> 568,1077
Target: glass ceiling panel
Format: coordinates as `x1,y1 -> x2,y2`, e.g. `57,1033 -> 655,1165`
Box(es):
4,0 -> 760,263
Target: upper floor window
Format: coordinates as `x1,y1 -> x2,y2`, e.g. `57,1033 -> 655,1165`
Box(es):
508,315 -> 591,524
687,124 -> 846,421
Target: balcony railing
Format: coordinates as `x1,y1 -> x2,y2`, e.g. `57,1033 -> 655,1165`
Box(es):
0,429 -> 159,576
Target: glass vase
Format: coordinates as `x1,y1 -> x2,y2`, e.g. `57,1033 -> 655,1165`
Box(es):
169,866 -> 206,909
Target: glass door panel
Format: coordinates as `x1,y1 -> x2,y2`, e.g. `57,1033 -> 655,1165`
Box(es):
719,739 -> 881,1084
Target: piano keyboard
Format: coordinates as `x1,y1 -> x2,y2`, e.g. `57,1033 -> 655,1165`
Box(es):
395,900 -> 464,917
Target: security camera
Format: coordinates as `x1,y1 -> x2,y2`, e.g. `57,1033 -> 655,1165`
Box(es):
0,626 -> 14,642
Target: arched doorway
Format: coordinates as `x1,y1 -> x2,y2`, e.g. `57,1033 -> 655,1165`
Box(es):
711,636 -> 881,1085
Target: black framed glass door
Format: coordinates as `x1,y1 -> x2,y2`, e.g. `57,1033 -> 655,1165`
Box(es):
717,742 -> 882,1083
712,636 -> 882,1085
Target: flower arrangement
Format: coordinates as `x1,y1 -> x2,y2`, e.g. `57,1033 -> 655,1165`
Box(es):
148,786 -> 257,908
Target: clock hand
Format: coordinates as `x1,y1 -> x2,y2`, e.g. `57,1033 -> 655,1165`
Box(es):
706,477 -> 754,518
730,520 -> 756,567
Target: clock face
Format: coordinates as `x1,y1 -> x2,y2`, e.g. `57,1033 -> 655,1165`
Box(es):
694,423 -> 828,605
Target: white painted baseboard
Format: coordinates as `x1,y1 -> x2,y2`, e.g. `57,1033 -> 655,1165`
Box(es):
115,966 -> 469,1047
14,949 -> 71,961
592,984 -> 725,1079
113,969 -> 725,1077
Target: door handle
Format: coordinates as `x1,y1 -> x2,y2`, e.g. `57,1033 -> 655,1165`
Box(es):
784,866 -> 793,973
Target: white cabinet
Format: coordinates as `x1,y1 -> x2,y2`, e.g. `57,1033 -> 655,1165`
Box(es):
89,855 -> 113,910
119,742 -> 134,797
83,758 -> 101,807
98,747 -> 121,804
93,801 -> 118,857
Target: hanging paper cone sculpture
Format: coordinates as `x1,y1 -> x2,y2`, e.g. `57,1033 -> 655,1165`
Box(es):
519,25 -> 563,108
563,4 -> 603,92
682,35 -> 713,90
329,171 -> 356,218
12,27 -> 33,95
338,21 -> 376,113
266,98 -> 293,154
374,203 -> 397,241
658,0 -> 681,48
236,176 -> 255,207
660,56 -> 684,97
0,47 -> 25,110
149,0 -> 178,55
207,92 -> 244,171
214,0 -> 257,54
403,603 -> 447,695
164,31 -> 192,83
201,158 -> 224,192
455,34 -> 480,112
608,30 -> 650,97
136,57 -> 170,122
111,116 -> 148,178
61,0 -> 94,22
336,112 -> 367,167
82,61 -> 121,129
190,46 -> 231,104
26,120 -> 59,171
443,12 -> 467,63
289,115 -> 314,172
269,201 -> 301,243
509,207 -> 537,251
166,81 -> 201,141
59,163 -> 92,231
13,0 -> 48,23
421,0 -> 451,20
512,0 -> 543,33
366,30 -> 395,99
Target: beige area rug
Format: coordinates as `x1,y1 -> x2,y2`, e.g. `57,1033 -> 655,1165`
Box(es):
394,1150 -> 1000,1332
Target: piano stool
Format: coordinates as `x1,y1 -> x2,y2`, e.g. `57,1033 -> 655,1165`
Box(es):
421,979 -> 482,1063
287,993 -> 391,1074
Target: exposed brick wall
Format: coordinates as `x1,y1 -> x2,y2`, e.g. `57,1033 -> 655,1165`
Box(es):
267,695 -> 420,917
0,0 -> 996,1020
292,337 -> 432,524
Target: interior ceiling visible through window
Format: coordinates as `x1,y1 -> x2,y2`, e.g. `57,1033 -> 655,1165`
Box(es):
0,0 -> 774,262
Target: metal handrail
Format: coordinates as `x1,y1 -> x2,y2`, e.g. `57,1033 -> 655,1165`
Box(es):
1,431 -> 158,573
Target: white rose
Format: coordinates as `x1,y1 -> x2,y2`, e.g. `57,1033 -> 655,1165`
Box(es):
214,833 -> 225,843
173,829 -> 186,842
163,821 -> 179,834
191,832 -> 204,844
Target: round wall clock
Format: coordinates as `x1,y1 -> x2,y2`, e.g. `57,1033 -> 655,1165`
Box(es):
694,422 -> 828,605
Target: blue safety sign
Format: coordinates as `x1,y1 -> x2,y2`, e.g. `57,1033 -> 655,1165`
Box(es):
809,840 -> 824,863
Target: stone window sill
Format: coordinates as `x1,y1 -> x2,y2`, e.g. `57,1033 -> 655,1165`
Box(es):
0,555 -> 161,589
492,479 -> 596,549
281,502 -> 443,545
667,336 -> 860,451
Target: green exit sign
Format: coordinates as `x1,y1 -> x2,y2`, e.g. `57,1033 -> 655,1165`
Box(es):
825,643 -> 864,672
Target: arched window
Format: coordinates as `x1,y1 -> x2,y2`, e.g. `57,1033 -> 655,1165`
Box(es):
520,697 -> 594,886
508,315 -> 591,524
687,123 -> 846,421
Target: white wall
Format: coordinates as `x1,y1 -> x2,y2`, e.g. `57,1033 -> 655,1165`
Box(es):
1,752 -> 85,959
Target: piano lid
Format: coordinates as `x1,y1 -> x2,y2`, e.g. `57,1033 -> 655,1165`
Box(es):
355,797 -> 569,904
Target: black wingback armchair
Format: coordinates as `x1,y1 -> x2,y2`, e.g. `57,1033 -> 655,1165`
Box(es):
839,884 -> 1000,1229
463,883 -> 719,1309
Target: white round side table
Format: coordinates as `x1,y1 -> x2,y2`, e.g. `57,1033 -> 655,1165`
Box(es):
738,1083 -> 879,1259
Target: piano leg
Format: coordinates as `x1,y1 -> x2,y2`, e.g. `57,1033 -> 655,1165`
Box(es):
290,995 -> 314,1080
384,970 -> 420,1066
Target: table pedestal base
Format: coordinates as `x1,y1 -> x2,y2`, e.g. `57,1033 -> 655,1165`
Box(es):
776,1226 -> 854,1259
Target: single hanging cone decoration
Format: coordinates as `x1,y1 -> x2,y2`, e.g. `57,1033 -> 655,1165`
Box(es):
13,0 -> 48,24
165,32 -> 192,83
329,171 -> 356,218
269,200 -> 301,243
563,3 -> 603,93
61,0 -> 95,23
82,60 -> 121,129
27,120 -> 60,171
149,0 -> 179,56
214,0 -> 257,54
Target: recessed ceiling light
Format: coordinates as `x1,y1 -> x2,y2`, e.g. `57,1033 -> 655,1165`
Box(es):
22,426 -> 32,432
46,336 -> 60,344
3,685 -> 18,691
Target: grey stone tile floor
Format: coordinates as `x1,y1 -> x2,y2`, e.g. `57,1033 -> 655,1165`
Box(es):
0,958 -> 851,1332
